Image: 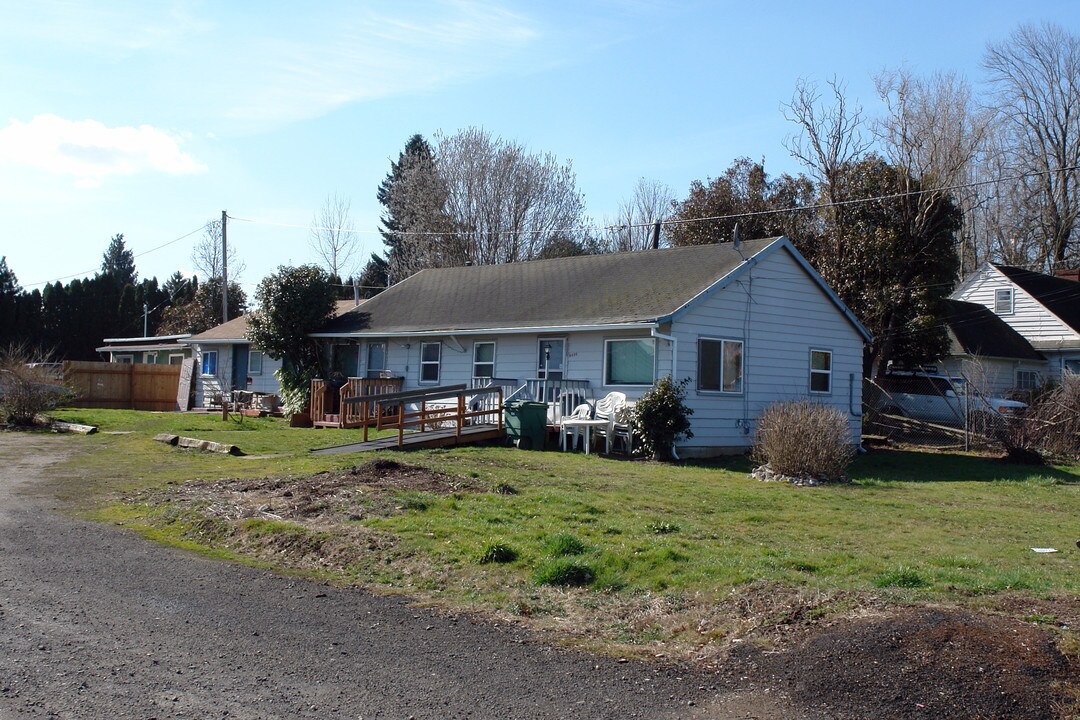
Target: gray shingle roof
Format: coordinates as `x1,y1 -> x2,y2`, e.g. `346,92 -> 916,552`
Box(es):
318,238 -> 782,335
189,300 -> 361,342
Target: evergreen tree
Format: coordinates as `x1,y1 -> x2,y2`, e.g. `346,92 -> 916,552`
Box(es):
100,233 -> 137,289
0,257 -> 21,344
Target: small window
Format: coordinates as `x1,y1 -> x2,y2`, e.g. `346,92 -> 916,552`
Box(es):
420,342 -> 441,384
201,350 -> 217,376
367,342 -> 386,373
810,350 -> 832,393
1066,360 -> 1080,375
145,355 -> 157,365
473,342 -> 495,379
115,354 -> 133,364
248,350 -> 264,375
169,354 -> 185,365
994,288 -> 1014,314
699,338 -> 743,393
1016,369 -> 1039,391
605,338 -> 655,386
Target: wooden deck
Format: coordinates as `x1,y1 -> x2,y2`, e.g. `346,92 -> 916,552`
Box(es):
311,423 -> 504,455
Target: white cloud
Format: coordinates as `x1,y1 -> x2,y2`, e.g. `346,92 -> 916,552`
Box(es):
0,115 -> 207,188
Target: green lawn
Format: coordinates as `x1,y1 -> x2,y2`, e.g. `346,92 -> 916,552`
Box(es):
47,407 -> 1080,655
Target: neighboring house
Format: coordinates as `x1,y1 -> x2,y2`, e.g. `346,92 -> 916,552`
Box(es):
96,334 -> 192,364
938,299 -> 1047,397
184,300 -> 359,408
951,263 -> 1080,388
312,237 -> 871,456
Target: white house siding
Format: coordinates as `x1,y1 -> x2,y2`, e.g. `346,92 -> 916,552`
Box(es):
355,328 -> 663,400
670,247 -> 865,455
954,266 -> 1079,345
940,356 -> 1048,397
193,343 -> 283,407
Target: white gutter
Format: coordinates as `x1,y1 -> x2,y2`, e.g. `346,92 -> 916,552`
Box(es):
650,326 -> 681,460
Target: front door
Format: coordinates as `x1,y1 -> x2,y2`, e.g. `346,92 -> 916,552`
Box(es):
232,345 -> 249,390
367,341 -> 387,378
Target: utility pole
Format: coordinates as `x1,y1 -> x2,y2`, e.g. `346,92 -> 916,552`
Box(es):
221,210 -> 228,323
143,303 -> 149,337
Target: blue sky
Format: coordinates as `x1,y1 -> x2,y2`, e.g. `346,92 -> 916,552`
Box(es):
2,1 -> 1077,296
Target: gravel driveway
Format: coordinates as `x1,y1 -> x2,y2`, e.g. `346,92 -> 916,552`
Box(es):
0,434 -> 716,719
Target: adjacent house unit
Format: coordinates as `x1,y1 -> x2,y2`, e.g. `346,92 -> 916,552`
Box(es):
96,334 -> 192,365
951,263 -> 1080,388
312,236 -> 871,456
939,299 -> 1047,397
184,300 -> 360,408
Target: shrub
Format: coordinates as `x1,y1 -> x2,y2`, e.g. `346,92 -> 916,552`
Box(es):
0,344 -> 72,426
544,533 -> 586,557
631,376 -> 694,461
534,558 -> 595,587
752,400 -> 853,483
477,542 -> 517,564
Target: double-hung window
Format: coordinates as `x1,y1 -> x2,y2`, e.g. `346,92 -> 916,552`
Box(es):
994,288 -> 1014,314
248,350 -> 264,375
604,338 -> 655,386
201,350 -> 217,376
420,342 -> 441,384
473,342 -> 495,379
810,349 -> 832,393
699,338 -> 743,393
1016,369 -> 1039,391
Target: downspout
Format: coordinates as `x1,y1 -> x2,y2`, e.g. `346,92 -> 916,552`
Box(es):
651,326 -> 680,460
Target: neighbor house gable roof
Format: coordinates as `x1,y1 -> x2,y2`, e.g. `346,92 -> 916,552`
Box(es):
944,299 -> 1044,361
992,263 -> 1080,335
314,237 -> 872,342
187,300 -> 361,344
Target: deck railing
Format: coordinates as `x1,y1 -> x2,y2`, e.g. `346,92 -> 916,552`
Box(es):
311,376 -> 404,428
524,378 -> 590,426
345,384 -> 504,448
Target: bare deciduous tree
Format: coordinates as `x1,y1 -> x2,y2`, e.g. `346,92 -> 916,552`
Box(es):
604,178 -> 674,252
783,76 -> 871,222
435,127 -> 586,265
192,219 -> 245,281
984,22 -> 1080,270
309,193 -> 358,280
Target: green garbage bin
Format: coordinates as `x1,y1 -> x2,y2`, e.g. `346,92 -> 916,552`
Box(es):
504,400 -> 547,450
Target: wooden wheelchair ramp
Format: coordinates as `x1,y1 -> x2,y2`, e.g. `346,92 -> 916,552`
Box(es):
312,423 -> 504,455
311,384 -> 505,456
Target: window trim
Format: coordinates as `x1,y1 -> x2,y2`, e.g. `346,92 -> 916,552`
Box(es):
603,337 -> 656,387
248,350 -> 264,375
472,341 -> 496,380
419,342 -> 441,384
697,337 -> 744,394
809,348 -> 833,394
1015,368 -> 1039,391
168,353 -> 185,365
994,288 -> 1014,315
201,350 -> 218,377
145,354 -> 157,365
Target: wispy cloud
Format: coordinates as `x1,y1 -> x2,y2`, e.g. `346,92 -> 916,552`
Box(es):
0,115 -> 207,188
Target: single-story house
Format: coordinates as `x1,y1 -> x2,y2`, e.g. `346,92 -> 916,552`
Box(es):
184,300 -> 360,408
951,263 -> 1080,387
938,299 -> 1047,396
312,236 -> 872,456
96,334 -> 192,364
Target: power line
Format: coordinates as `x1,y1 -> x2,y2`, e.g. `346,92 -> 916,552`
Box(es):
24,225 -> 205,289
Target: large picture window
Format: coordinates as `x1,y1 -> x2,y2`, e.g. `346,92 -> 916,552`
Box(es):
604,338 -> 655,386
699,338 -> 742,393
420,342 -> 441,384
810,349 -> 832,393
201,350 -> 217,376
473,342 -> 495,379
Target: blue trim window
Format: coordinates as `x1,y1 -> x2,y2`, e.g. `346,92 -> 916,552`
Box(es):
201,350 -> 217,376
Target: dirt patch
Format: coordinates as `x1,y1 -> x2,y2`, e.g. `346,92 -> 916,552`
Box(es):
156,458 -> 482,525
745,608 -> 1078,720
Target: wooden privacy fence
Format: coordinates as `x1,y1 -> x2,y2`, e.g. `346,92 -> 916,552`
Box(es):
64,361 -> 183,412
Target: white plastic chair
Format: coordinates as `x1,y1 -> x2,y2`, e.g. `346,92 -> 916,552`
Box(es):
593,392 -> 628,454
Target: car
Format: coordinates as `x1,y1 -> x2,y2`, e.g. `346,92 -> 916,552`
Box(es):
873,372 -> 1026,426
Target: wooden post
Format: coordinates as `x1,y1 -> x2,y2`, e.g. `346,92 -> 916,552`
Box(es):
397,401 -> 404,448
456,393 -> 464,440
420,400 -> 427,432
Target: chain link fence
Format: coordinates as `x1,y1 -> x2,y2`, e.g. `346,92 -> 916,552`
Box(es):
862,373 -> 1018,452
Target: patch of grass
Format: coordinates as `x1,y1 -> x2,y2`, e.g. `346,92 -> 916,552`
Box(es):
874,566 -> 931,589
477,541 -> 518,564
535,558 -> 595,587
395,492 -> 433,512
491,480 -> 518,495
646,521 -> 680,535
544,533 -> 586,557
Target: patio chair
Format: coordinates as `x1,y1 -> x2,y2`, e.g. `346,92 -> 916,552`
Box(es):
593,392 -> 629,454
559,403 -> 595,452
